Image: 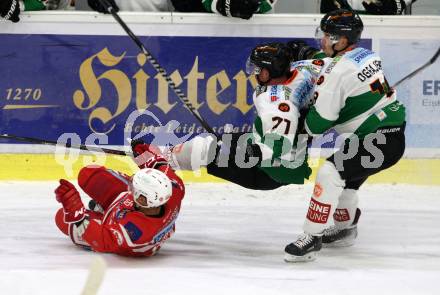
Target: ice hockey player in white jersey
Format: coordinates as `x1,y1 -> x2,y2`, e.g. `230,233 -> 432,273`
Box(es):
284,9 -> 406,262
155,42 -> 324,190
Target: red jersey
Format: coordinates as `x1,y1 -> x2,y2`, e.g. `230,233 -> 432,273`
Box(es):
75,165 -> 185,257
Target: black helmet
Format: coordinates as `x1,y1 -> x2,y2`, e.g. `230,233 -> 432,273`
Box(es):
247,42 -> 291,78
320,9 -> 364,44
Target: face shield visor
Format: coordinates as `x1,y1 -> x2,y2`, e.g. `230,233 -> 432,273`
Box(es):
315,26 -> 340,49
245,56 -> 261,75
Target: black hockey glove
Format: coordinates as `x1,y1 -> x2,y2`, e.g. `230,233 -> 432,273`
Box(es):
362,0 -> 406,15
170,0 -> 206,12
0,0 -> 20,23
130,138 -> 146,157
286,40 -> 319,62
320,0 -> 353,13
216,0 -> 261,20
88,0 -> 119,14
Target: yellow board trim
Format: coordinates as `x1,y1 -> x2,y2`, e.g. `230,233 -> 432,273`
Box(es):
0,154 -> 439,185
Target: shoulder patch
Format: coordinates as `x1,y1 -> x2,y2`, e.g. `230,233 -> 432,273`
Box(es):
270,85 -> 279,102
278,102 -> 290,112
255,85 -> 267,96
317,75 -> 325,85
325,55 -> 342,74
312,59 -> 325,66
346,48 -> 377,66
124,221 -> 143,242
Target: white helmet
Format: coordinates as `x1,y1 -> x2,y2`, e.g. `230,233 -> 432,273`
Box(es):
130,168 -> 172,208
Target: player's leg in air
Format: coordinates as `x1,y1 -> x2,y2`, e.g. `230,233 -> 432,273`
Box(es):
54,165 -> 130,245
166,132 -> 285,191
77,165 -> 130,211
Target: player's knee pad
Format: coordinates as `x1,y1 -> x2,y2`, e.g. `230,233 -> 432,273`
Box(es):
303,161 -> 346,234
55,208 -> 69,236
78,165 -> 129,209
78,165 -> 106,189
334,189 -> 359,229
172,135 -> 216,170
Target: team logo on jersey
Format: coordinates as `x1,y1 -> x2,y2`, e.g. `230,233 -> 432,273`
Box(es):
312,59 -> 325,67
123,198 -> 134,207
278,103 -> 290,112
317,75 -> 325,86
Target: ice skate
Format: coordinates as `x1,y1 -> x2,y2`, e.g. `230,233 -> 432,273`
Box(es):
284,234 -> 322,262
322,208 -> 361,247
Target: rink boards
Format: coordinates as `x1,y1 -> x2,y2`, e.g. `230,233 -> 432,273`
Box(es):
1,12 -> 440,185
1,152 -> 439,185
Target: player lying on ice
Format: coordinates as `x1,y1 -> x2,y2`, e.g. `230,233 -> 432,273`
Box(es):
160,42 -> 326,191
54,142 -> 185,257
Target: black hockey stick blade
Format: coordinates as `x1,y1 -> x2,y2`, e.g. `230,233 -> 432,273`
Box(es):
392,46 -> 440,88
0,134 -> 130,156
97,0 -> 219,139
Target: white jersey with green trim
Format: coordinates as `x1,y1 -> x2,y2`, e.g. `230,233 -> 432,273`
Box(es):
305,47 -> 405,138
252,62 -> 324,162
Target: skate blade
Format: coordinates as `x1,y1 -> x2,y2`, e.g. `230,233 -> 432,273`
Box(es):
322,238 -> 356,248
284,251 -> 317,263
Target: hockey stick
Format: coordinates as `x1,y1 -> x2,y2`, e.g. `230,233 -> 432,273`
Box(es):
392,46 -> 440,88
97,0 -> 219,139
80,256 -> 107,295
0,134 -> 130,156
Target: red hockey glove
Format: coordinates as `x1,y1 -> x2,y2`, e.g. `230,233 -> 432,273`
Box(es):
55,179 -> 86,224
131,139 -> 168,169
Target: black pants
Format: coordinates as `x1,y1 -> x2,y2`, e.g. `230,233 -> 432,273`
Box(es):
328,123 -> 406,190
206,133 -> 285,191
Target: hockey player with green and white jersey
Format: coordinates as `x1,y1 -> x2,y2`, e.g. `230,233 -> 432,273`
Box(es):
163,42 -> 322,190
284,9 -> 406,262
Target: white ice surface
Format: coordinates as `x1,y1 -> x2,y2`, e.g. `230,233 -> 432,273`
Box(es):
0,182 -> 439,295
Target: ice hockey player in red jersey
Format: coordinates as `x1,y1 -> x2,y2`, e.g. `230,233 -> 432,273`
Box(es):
54,141 -> 185,257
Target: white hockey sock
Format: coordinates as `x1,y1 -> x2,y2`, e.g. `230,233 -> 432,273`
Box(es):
333,189 -> 359,229
170,135 -> 217,171
303,161 -> 345,235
